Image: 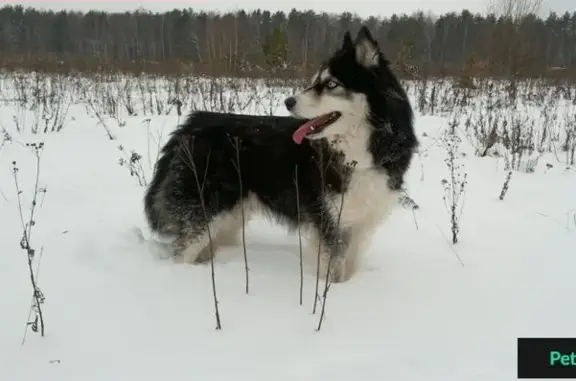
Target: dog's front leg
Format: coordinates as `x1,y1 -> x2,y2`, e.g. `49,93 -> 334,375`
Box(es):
322,221 -> 375,283
318,228 -> 352,283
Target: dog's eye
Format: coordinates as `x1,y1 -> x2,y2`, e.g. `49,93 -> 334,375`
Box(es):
325,80 -> 338,90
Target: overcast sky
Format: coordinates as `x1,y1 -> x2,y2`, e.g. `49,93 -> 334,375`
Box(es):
2,0 -> 572,18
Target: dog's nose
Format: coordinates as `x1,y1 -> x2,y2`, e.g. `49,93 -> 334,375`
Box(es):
284,97 -> 296,111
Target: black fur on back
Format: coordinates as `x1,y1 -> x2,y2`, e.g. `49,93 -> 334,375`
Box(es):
144,111 -> 351,237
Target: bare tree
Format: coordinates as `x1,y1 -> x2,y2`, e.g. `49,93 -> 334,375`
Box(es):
486,0 -> 543,22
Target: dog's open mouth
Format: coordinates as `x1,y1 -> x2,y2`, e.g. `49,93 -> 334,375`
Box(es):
292,112 -> 342,144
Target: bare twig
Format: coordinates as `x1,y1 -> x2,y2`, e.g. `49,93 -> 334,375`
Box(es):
22,246 -> 45,345
12,142 -> 48,342
499,170 -> 513,200
312,149 -> 325,315
179,136 -> 222,330
441,128 -> 468,245
294,165 -> 304,305
118,145 -> 147,187
86,98 -> 116,140
228,135 -> 249,294
317,175 -> 347,331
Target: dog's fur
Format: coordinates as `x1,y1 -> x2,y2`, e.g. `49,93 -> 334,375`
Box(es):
144,26 -> 418,283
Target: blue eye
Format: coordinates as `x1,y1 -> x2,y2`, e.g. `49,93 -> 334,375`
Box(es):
325,80 -> 338,89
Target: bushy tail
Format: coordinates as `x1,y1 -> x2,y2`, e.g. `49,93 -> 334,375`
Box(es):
144,180 -> 163,232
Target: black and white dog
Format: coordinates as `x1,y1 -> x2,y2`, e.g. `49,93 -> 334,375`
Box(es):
144,26 -> 418,283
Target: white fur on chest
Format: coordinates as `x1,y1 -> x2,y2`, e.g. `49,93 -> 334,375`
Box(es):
323,126 -> 396,229
326,168 -> 395,228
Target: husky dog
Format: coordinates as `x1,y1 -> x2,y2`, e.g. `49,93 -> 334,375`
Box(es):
144,26 -> 418,283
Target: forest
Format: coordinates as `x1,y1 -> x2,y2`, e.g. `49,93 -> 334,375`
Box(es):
0,4 -> 575,78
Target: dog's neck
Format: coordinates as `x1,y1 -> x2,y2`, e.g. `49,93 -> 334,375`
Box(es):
327,121 -> 374,170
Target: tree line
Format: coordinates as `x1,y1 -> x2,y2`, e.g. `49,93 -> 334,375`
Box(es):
0,4 -> 575,78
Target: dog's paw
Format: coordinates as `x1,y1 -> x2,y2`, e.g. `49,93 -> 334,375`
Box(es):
192,245 -> 215,264
320,256 -> 353,283
173,245 -> 214,265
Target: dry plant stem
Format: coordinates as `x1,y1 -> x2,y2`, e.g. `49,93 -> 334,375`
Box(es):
117,145 -> 147,187
229,136 -> 249,294
294,165 -> 304,306
312,150 -> 325,315
500,151 -> 518,201
449,166 -> 458,244
87,99 -> 115,140
180,137 -> 222,330
26,151 -> 42,242
442,131 -> 467,246
12,149 -> 46,340
22,246 -> 44,345
316,188 -> 346,332
499,170 -> 513,200
24,155 -> 44,335
144,118 -> 153,171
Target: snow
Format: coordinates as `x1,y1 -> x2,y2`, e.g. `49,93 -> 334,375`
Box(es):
1,73 -> 575,381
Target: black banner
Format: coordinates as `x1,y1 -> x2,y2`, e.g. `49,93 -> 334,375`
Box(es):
518,338 -> 576,379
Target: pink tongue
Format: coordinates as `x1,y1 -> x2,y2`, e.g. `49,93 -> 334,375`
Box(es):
292,120 -> 318,144
292,115 -> 331,144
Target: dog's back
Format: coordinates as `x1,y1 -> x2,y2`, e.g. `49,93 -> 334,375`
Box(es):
144,111 -> 304,235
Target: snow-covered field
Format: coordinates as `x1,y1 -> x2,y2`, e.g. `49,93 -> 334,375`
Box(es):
1,72 -> 575,381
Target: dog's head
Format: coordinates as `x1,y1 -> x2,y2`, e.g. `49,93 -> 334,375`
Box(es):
286,26 -> 399,144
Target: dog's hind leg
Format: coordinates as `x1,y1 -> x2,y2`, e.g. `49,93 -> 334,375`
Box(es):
172,222 -> 212,264
212,195 -> 258,247
214,219 -> 242,246
173,207 -> 249,264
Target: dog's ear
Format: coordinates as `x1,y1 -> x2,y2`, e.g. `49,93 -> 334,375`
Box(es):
342,31 -> 354,50
354,26 -> 379,68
